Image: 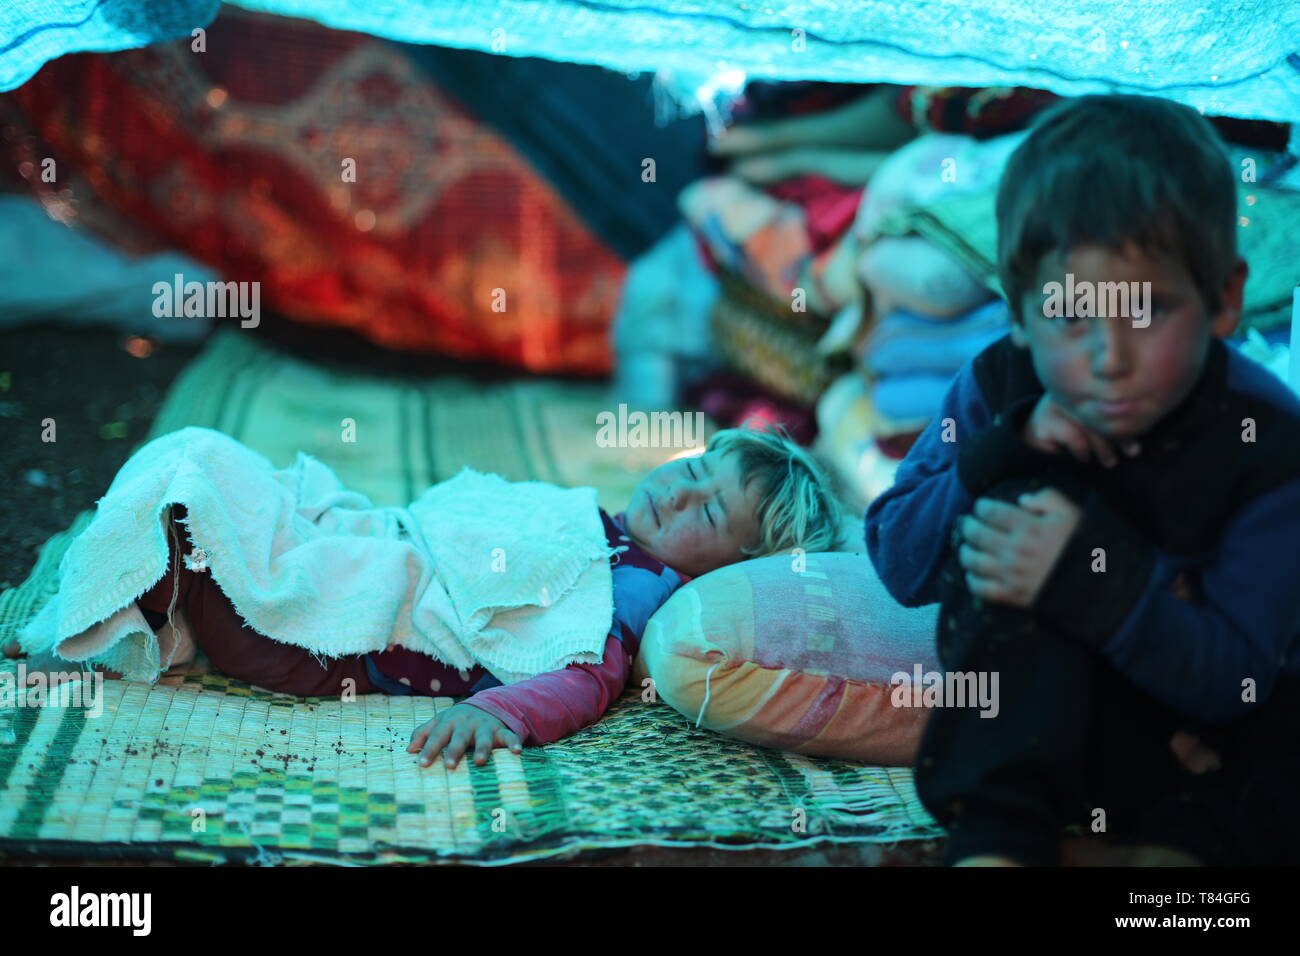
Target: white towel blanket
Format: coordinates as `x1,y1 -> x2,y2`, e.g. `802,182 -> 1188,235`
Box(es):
19,427 -> 617,686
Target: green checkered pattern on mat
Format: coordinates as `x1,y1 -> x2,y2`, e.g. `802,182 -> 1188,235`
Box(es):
0,668 -> 939,864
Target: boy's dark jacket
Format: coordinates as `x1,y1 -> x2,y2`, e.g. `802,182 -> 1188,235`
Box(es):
865,332 -> 1300,725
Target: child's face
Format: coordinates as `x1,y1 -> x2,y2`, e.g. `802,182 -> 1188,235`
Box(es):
1013,241 -> 1245,441
624,448 -> 764,578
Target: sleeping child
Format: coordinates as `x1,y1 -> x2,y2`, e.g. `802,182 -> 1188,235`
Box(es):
7,424 -> 841,771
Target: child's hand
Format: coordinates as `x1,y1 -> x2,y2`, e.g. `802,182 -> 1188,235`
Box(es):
957,488 -> 1082,607
407,703 -> 522,769
1022,394 -> 1141,467
1169,730 -> 1223,775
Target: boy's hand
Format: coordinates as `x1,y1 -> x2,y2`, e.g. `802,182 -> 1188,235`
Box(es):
407,703 -> 522,769
1169,730 -> 1223,775
957,489 -> 1083,607
1022,394 -> 1141,467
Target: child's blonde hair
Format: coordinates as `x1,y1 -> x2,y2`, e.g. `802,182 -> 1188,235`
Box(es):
706,423 -> 843,558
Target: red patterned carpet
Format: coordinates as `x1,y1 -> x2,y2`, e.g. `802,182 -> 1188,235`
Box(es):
1,8 -> 625,375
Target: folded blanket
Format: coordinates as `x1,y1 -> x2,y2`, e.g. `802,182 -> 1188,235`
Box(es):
18,427 -> 616,686
863,300 -> 1009,379
871,374 -> 956,425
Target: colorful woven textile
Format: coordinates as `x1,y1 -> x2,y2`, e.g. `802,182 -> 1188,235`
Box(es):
681,174 -> 860,320
893,85 -> 1062,140
1,8 -> 625,374
707,271 -> 841,407
0,667 -> 939,864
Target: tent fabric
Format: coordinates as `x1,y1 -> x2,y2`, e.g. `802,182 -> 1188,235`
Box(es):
223,1 -> 1300,124
0,0 -> 218,90
5,2 -> 1300,123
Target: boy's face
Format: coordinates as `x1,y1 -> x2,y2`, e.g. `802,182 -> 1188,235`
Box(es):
624,448 -> 763,578
1013,241 -> 1245,441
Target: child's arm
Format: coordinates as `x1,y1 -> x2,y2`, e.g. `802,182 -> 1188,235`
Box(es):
455,559 -> 678,745
408,552 -> 678,765
406,626 -> 635,767
865,354 -> 1047,606
1028,476 -> 1300,726
459,626 -> 636,745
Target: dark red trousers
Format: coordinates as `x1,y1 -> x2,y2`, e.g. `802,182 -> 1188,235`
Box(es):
135,504 -> 460,697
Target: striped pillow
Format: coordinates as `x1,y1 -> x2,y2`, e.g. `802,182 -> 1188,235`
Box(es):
632,552 -> 939,766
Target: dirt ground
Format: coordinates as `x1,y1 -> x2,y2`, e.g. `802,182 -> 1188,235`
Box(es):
0,323 -> 202,592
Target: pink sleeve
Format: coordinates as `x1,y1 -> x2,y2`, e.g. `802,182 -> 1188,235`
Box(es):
460,631 -> 632,746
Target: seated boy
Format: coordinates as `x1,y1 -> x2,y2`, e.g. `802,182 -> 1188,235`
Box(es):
6,426 -> 841,771
864,94 -> 1300,866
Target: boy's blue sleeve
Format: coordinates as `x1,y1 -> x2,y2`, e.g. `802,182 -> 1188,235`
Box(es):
864,355 -> 1045,607
1031,476 -> 1300,725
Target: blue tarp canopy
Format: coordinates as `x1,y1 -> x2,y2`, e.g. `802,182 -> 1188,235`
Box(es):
3,0 -> 1299,123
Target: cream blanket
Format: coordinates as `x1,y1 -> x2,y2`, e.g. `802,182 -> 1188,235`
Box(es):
18,427 -> 617,686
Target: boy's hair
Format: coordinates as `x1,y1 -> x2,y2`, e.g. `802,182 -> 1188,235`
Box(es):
705,423 -> 842,558
997,94 -> 1238,324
